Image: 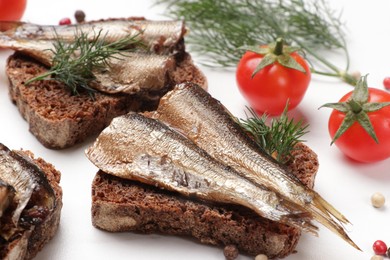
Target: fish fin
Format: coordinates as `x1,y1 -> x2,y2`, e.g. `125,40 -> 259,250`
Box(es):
309,194 -> 360,250
312,208 -> 360,250
313,193 -> 350,224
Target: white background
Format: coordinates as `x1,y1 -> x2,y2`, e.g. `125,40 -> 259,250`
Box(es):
0,0 -> 389,259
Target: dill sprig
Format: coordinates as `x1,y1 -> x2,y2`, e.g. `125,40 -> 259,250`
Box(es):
239,106 -> 309,164
26,30 -> 141,95
156,0 -> 357,85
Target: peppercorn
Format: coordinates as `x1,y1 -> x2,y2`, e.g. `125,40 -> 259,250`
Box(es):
371,192 -> 385,208
59,17 -> 71,25
383,77 -> 390,91
255,254 -> 268,260
74,10 -> 86,23
223,245 -> 238,260
387,247 -> 390,257
373,240 -> 387,255
371,255 -> 384,260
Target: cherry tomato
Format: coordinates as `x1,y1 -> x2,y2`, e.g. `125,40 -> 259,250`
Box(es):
0,0 -> 27,21
328,88 -> 390,163
236,46 -> 311,115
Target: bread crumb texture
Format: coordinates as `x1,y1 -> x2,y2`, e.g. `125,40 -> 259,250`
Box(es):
6,52 -> 206,149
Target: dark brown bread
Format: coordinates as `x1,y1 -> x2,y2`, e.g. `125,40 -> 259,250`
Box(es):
0,149 -> 62,259
6,51 -> 206,149
91,143 -> 318,259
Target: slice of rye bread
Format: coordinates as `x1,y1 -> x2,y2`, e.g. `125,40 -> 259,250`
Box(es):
6,51 -> 207,149
0,149 -> 62,259
91,143 -> 319,259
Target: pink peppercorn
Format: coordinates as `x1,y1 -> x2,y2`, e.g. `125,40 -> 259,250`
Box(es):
59,17 -> 71,25
373,240 -> 387,255
383,77 -> 390,91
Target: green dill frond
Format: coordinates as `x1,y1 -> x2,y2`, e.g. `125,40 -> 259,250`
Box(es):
157,0 -> 356,85
239,106 -> 309,164
26,29 -> 142,95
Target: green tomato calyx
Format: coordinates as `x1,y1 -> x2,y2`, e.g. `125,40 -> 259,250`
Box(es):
320,75 -> 390,144
244,38 -> 307,78
273,38 -> 284,55
347,99 -> 362,113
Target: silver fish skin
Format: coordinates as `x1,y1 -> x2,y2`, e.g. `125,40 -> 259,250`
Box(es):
0,147 -> 36,226
0,34 -> 55,66
0,19 -> 184,94
0,19 -> 186,54
91,52 -> 176,95
0,144 -> 56,226
0,180 -> 15,218
0,35 -> 176,95
86,113 -> 317,234
149,82 -> 359,250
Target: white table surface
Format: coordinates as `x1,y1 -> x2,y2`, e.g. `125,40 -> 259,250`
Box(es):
0,0 -> 389,259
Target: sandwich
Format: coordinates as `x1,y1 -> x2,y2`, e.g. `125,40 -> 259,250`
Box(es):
90,142 -> 318,258
86,83 -> 358,258
0,143 -> 62,259
1,18 -> 207,149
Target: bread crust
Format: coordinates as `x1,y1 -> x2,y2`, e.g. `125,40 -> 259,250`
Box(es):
6,51 -> 206,149
91,143 -> 318,259
0,149 -> 62,260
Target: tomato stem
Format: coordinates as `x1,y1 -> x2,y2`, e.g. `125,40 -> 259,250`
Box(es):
289,35 -> 357,86
338,71 -> 358,86
348,99 -> 362,113
311,69 -> 358,86
273,38 -> 284,56
310,70 -> 339,77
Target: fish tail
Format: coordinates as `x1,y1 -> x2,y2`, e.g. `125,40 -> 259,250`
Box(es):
247,193 -> 319,235
313,193 -> 350,224
309,193 -> 360,250
272,198 -> 319,235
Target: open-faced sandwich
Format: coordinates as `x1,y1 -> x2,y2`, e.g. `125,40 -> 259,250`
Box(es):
0,143 -> 62,259
86,83 -> 359,259
0,18 -> 206,149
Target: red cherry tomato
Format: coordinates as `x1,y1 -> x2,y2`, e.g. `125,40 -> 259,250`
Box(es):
0,0 -> 27,21
373,240 -> 387,255
328,88 -> 390,163
236,49 -> 311,115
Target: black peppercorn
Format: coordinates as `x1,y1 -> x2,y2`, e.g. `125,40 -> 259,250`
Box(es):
74,10 -> 86,23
